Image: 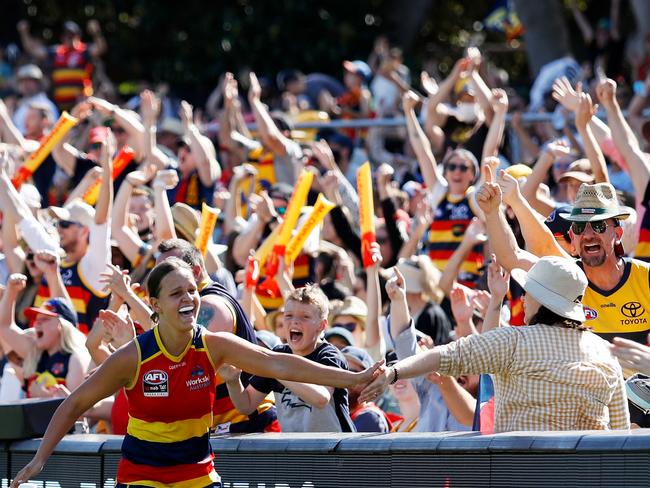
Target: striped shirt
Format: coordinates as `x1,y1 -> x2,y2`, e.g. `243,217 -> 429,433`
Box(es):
438,324 -> 630,432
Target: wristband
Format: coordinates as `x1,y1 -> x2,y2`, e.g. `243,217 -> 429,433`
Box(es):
389,366 -> 399,385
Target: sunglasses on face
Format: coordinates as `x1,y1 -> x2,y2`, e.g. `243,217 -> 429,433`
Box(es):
570,220 -> 613,235
89,142 -> 103,151
444,163 -> 471,173
333,321 -> 358,333
57,220 -> 81,229
26,252 -> 34,261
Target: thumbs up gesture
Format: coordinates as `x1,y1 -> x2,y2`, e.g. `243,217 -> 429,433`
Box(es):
476,164 -> 502,215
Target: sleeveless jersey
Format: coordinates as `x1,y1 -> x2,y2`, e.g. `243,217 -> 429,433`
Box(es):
582,258 -> 650,343
427,188 -> 484,288
26,350 -> 71,396
118,326 -> 219,487
634,182 -> 650,262
34,260 -> 109,334
199,280 -> 276,433
49,42 -> 92,110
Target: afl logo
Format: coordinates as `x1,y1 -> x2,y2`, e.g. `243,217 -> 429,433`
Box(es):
144,370 -> 167,384
143,370 -> 169,397
583,307 -> 598,320
621,302 -> 645,318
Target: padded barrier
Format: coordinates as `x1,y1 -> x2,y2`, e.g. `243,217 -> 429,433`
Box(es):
1,430 -> 649,487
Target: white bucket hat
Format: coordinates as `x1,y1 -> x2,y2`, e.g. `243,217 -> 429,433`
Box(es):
511,256 -> 588,322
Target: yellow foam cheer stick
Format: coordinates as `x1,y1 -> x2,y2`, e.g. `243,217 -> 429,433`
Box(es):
83,146 -> 135,204
273,170 -> 314,256
195,203 -> 221,256
285,194 -> 334,264
12,111 -> 78,188
357,161 -> 378,268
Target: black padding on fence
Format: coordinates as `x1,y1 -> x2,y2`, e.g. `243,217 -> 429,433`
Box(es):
1,430 -> 649,487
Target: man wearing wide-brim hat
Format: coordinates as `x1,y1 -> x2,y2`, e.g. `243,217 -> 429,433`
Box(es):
480,177 -> 650,345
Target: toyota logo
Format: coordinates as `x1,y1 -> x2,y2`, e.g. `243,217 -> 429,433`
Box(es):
621,302 -> 645,318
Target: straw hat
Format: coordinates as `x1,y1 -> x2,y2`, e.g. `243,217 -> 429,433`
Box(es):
171,203 -> 200,241
560,183 -> 630,222
511,256 -> 588,322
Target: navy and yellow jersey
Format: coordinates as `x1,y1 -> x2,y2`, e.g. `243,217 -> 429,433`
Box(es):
635,182 -> 650,262
26,350 -> 71,396
118,326 -> 219,487
198,280 -> 276,433
427,188 -> 484,288
166,169 -> 215,211
582,258 -> 650,343
34,260 -> 109,335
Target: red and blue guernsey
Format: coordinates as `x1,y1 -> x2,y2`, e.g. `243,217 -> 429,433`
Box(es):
118,325 -> 220,487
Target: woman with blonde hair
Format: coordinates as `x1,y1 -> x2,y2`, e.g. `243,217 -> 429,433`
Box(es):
0,274 -> 90,398
395,255 -> 453,345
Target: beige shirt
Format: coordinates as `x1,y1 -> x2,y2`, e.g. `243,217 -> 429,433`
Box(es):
438,324 -> 630,432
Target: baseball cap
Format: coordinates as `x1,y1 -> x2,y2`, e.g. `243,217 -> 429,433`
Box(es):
545,205 -> 572,242
16,64 -> 43,81
25,298 -> 78,326
558,159 -> 594,184
342,60 -> 372,83
341,346 -> 373,370
49,199 -> 96,228
324,326 -> 356,348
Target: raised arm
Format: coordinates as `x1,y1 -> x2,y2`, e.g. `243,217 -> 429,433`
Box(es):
499,168 -> 569,260
426,58 -> 471,127
403,90 -> 441,190
476,166 -> 539,272
111,170 -> 152,263
248,72 -> 290,156
468,48 -> 495,126
0,274 -> 36,359
574,93 -> 609,183
365,244 -> 384,359
596,78 -> 650,197
88,97 -> 145,159
179,101 -> 221,187
16,20 -> 47,61
140,90 -> 172,171
483,255 -> 509,333
570,1 -> 594,44
86,19 -> 107,58
32,251 -> 71,304
94,133 -> 115,225
481,88 -> 508,162
151,169 -> 179,242
520,141 -> 570,216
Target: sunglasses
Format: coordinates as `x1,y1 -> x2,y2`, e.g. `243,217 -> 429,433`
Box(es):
570,221 -> 613,235
89,142 -> 103,151
26,252 -> 34,261
445,163 -> 472,173
332,321 -> 358,333
57,220 -> 81,229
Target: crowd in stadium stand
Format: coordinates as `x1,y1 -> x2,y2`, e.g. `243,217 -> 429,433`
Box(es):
1,7 -> 650,462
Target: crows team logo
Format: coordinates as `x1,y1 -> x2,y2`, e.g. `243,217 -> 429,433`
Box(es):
143,370 -> 169,397
583,306 -> 598,320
